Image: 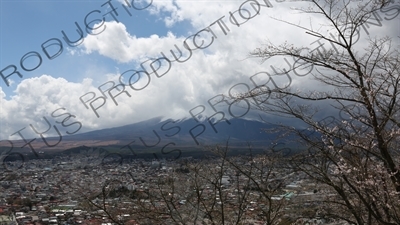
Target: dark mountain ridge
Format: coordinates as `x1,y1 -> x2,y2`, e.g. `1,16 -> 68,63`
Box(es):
1,117 -> 307,160
60,116 -> 279,146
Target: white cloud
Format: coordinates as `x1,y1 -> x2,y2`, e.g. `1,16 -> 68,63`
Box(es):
148,0 -> 242,28
80,1 -> 326,64
1,0 -> 398,141
66,47 -> 81,56
0,87 -> 5,100
82,21 -> 181,63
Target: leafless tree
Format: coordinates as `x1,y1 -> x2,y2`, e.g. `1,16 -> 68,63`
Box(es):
75,143 -> 293,225
133,144 -> 291,225
239,0 -> 400,224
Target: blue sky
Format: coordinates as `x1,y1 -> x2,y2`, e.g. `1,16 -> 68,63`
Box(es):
0,0 -> 192,97
0,0 -> 399,141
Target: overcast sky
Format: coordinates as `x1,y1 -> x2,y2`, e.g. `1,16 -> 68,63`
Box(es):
0,0 -> 399,140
